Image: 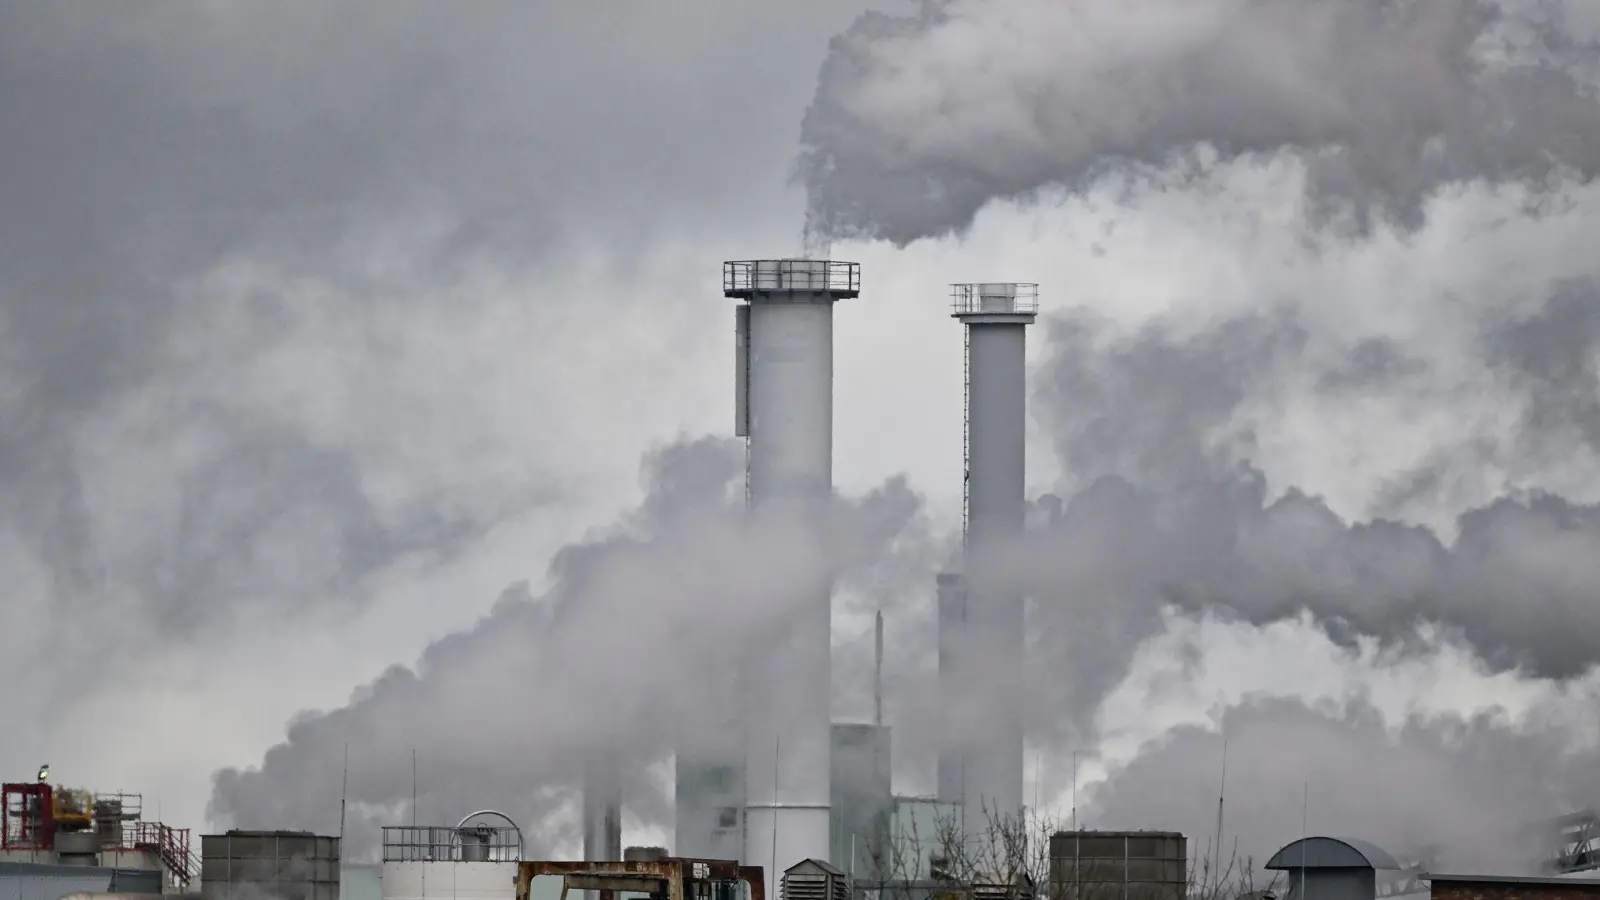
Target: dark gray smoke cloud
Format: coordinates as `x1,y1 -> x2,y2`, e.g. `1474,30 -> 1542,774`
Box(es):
208,436 -> 938,858
1012,281 -> 1600,739
1017,471 -> 1600,742
1082,692 -> 1596,877
797,0 -> 1600,245
1487,277 -> 1600,454
0,0 -> 871,712
0,3 -> 566,666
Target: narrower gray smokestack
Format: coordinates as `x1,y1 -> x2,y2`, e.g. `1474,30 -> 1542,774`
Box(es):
582,751 -> 621,867
949,282 -> 1036,844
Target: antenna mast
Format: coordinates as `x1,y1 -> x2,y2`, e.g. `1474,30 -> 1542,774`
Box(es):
339,744 -> 349,842
874,611 -> 884,727
1214,735 -> 1227,881
771,738 -> 781,896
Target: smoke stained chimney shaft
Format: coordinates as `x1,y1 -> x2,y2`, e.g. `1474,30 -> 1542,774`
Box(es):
582,751 -> 622,900
950,282 -> 1036,842
724,259 -> 859,900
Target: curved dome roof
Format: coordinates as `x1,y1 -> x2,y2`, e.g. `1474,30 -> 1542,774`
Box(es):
1265,837 -> 1402,871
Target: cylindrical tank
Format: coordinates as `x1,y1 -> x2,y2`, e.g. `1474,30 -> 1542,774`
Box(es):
458,827 -> 492,863
725,258 -> 858,900
951,283 -> 1037,842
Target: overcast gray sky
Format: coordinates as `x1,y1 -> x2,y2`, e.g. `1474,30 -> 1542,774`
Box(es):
10,0 -> 1600,872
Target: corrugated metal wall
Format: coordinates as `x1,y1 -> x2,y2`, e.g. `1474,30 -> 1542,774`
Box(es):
0,862 -> 162,900
200,832 -> 340,900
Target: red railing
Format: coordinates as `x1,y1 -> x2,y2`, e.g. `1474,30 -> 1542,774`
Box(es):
123,821 -> 198,885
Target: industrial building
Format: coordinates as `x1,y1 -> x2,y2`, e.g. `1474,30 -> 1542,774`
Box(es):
1253,835 -> 1600,900
1539,812 -> 1600,876
1427,873 -> 1600,900
1049,831 -> 1187,900
666,263 -> 1042,897
886,797 -> 961,884
1266,837 -> 1406,900
0,861 -> 168,900
0,770 -> 362,900
2,776 -> 198,893
380,814 -> 521,900
829,725 -> 891,883
200,830 -> 340,900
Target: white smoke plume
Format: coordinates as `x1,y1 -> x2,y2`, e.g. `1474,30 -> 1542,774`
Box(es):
192,0 -> 1600,877
1081,691 -> 1592,877
791,0 -> 1600,855
209,203 -> 1600,872
208,436 -> 941,859
797,0 -> 1600,245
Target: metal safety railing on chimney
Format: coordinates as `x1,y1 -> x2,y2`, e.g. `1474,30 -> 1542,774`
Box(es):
948,283 -> 1040,316
722,260 -> 860,295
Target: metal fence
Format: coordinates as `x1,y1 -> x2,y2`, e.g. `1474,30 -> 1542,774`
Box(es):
723,260 -> 861,296
381,825 -> 522,862
949,283 -> 1040,316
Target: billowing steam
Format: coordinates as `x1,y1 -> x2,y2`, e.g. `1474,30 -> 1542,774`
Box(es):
797,0 -> 1600,245
1081,692 -> 1593,878
208,437 -> 939,859
1001,307 -> 1600,750
1020,466 -> 1600,744
9,0 -> 1600,879
215,0 -> 1600,873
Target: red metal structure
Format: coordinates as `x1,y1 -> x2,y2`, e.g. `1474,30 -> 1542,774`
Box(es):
1,781 -> 196,886
125,821 -> 196,885
1,783 -> 54,850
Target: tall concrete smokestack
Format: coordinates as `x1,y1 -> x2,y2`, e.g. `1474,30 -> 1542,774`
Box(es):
949,282 -> 1036,847
726,258 -> 859,900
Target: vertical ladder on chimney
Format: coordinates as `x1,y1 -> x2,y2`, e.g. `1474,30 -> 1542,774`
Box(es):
962,323 -> 971,551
